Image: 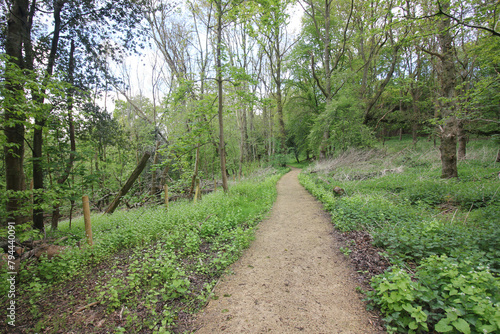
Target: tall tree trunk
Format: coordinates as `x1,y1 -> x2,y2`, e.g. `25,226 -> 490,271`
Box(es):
262,104 -> 269,157
319,0 -> 332,159
275,28 -> 286,153
319,131 -> 329,160
248,101 -> 255,160
189,144 -> 201,197
457,122 -> 467,160
412,122 -> 418,147
276,83 -> 286,153
239,103 -> 248,177
437,3 -> 458,179
269,107 -> 274,156
33,0 -> 65,230
51,39 -> 76,230
4,0 -> 29,226
150,141 -> 161,196
216,0 -> 228,192
411,91 -> 419,147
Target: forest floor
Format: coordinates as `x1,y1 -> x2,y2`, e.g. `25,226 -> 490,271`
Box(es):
193,168 -> 385,333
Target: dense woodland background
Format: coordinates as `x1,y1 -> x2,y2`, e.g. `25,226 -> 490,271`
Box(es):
1,0 -> 499,231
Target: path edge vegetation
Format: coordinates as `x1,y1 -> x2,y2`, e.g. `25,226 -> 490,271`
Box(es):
0,167 -> 288,333
298,140 -> 499,334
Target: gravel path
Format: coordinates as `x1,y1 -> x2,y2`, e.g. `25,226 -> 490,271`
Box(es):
194,168 -> 383,333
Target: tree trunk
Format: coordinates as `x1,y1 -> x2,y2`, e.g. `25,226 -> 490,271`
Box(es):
4,0 -> 30,226
412,122 -> 418,147
249,104 -> 255,161
216,0 -> 228,192
319,130 -> 329,159
32,118 -> 45,230
276,59 -> 286,153
439,120 -> 458,178
150,141 -> 161,196
269,108 -> 274,156
105,152 -> 151,214
262,104 -> 268,156
51,39 -> 76,230
238,86 -> 248,176
189,144 -> 200,197
437,2 -> 458,179
318,0 -> 332,160
457,123 -> 467,160
33,0 -> 65,230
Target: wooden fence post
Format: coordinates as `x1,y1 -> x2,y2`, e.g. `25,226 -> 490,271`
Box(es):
82,195 -> 93,246
164,184 -> 169,210
194,178 -> 200,203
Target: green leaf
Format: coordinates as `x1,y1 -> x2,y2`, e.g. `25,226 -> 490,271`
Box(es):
402,303 -> 414,313
452,318 -> 471,334
435,319 -> 453,333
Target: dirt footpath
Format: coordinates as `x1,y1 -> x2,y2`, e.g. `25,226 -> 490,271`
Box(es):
194,168 -> 383,333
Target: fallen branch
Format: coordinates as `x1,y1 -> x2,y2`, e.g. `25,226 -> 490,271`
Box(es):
73,301 -> 100,314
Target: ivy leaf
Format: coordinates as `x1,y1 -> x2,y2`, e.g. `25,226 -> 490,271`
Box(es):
435,319 -> 453,333
452,318 -> 471,334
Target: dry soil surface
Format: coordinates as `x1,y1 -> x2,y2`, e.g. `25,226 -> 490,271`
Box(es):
194,168 -> 384,334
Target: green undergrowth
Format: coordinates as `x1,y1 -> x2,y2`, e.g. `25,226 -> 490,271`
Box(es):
299,139 -> 500,334
1,167 -> 288,333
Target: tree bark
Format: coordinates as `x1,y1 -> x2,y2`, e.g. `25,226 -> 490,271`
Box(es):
51,39 -> 76,230
412,122 -> 418,147
319,130 -> 329,160
457,122 -> 467,160
150,141 -> 161,196
4,0 -> 29,226
33,0 -> 65,230
105,152 -> 151,214
238,103 -> 248,177
318,0 -> 332,159
189,144 -> 201,197
437,3 -> 458,179
216,0 -> 228,192
276,80 -> 286,152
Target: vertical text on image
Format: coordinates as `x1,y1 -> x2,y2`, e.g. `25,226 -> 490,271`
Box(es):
6,221 -> 16,326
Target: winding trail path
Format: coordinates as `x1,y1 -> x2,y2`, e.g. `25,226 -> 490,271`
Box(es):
194,168 -> 383,333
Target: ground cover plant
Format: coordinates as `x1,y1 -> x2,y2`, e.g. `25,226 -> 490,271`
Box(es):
299,137 -> 500,334
0,167 -> 287,333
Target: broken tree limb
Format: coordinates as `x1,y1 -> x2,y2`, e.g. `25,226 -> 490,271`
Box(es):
105,152 -> 151,214
73,301 -> 99,314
